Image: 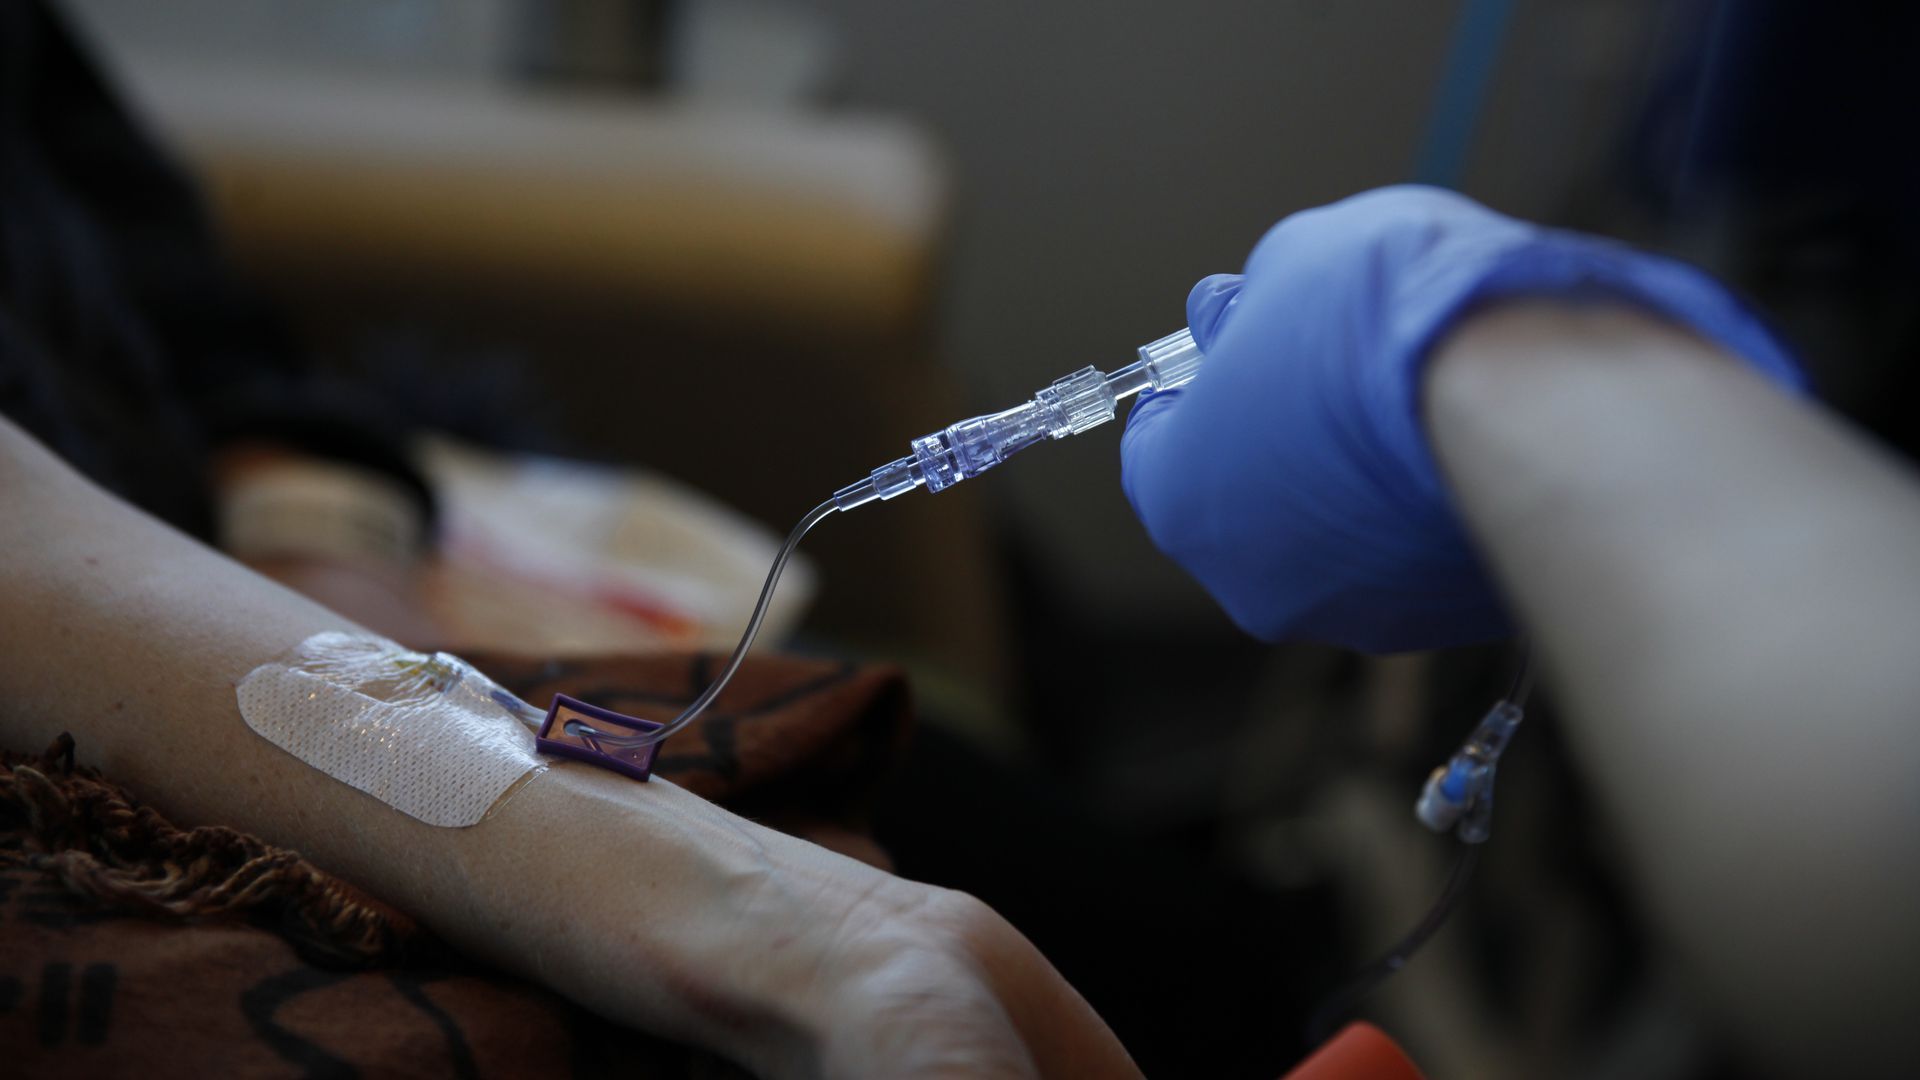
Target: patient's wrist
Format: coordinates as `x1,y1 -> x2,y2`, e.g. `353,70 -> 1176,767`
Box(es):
448,769 -> 933,1076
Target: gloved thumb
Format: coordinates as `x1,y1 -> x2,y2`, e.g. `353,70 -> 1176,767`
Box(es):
1123,273 -> 1241,523
1186,273 -> 1244,352
1120,382 -> 1185,547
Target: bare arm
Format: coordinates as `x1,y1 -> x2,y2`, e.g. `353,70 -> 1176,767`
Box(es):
0,415 -> 1136,1079
1427,303 -> 1920,1076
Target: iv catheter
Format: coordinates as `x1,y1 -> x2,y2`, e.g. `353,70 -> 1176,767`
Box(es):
560,328 -> 1207,754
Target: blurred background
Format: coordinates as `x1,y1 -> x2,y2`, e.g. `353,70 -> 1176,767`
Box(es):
47,1 -> 1918,1076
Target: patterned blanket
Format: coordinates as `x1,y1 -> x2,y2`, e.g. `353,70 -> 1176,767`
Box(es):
2,652 -> 911,1077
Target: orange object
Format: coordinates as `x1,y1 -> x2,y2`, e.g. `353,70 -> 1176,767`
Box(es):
1280,1022 -> 1426,1080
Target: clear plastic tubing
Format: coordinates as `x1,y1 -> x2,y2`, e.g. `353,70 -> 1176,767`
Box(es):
562,499 -> 834,750
568,327 -> 1203,749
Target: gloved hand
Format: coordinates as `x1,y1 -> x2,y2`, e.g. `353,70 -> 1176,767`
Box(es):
1121,185 -> 1805,652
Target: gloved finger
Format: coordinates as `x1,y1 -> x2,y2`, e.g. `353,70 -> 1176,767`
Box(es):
1185,274 -> 1244,353
1243,185 -> 1527,284
1121,273 -> 1237,522
1122,385 -> 1181,440
1118,385 -> 1191,547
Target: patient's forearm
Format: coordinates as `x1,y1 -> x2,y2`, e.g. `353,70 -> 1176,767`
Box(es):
0,416 -> 822,1064
0,417 -> 1131,1078
1426,303 -> 1920,1075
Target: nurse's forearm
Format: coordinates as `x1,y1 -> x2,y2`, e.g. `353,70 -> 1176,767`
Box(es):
0,417 -> 1133,1079
1425,302 -> 1920,1076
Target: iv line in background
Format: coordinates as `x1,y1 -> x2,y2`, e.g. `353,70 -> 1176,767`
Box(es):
557,314 -> 1533,1050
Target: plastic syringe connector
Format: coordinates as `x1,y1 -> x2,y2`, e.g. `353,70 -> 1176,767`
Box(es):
914,366 -> 1118,493
1136,328 -> 1204,390
830,328 -> 1205,511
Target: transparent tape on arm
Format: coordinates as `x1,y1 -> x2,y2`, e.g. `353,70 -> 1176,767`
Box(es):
561,329 -> 1206,756
237,632 -> 548,827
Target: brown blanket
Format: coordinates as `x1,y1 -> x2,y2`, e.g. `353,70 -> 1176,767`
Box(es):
1,652 -> 911,1078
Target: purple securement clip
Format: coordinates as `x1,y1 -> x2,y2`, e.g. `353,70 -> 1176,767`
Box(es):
535,693 -> 666,782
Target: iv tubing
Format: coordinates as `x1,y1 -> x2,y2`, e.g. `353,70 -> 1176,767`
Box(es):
564,498 -> 838,749
1306,843 -> 1482,1045
567,327 -> 1201,750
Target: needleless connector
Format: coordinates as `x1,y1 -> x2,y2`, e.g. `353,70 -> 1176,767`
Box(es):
831,328 -> 1205,510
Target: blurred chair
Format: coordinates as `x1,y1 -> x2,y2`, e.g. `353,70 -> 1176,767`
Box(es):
103,55 -> 1014,707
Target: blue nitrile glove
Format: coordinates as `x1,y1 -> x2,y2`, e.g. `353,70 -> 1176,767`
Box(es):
1121,185 -> 1805,652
